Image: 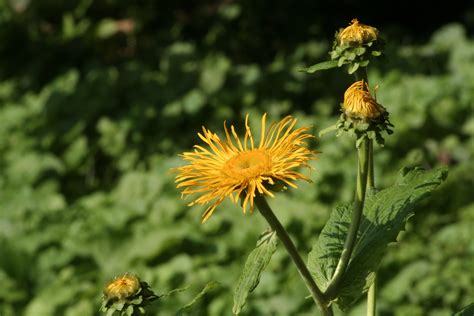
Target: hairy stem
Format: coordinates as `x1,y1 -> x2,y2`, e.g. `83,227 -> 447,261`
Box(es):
255,195 -> 333,316
324,137 -> 370,299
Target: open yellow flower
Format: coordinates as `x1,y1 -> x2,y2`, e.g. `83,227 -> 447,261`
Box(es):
175,114 -> 317,222
338,18 -> 378,46
343,80 -> 385,120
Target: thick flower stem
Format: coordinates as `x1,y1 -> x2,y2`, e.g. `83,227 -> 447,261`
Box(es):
356,66 -> 377,316
367,140 -> 375,189
255,195 -> 333,316
324,137 -> 370,299
354,67 -> 369,84
367,273 -> 377,316
366,138 -> 376,316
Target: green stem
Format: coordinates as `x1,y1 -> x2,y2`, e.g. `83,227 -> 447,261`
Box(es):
255,195 -> 333,316
367,273 -> 377,316
367,139 -> 375,189
356,66 -> 377,316
354,67 -> 369,83
324,137 -> 370,299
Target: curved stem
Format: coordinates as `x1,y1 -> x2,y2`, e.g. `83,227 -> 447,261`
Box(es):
324,137 -> 370,299
254,195 -> 333,316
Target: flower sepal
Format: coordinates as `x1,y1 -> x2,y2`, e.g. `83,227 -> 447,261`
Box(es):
330,35 -> 384,74
335,111 -> 393,147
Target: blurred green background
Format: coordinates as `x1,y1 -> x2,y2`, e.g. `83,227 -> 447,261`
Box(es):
0,1 -> 473,315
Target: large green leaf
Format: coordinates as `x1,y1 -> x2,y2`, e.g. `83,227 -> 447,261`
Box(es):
307,203 -> 351,292
232,230 -> 278,314
308,167 -> 448,310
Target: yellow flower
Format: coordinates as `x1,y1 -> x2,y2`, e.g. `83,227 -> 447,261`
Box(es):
338,19 -> 378,46
104,273 -> 141,301
175,114 -> 317,223
343,80 -> 385,120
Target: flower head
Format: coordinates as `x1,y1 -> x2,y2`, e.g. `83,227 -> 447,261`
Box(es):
175,114 -> 317,222
101,273 -> 158,315
337,19 -> 378,46
343,80 -> 385,120
104,273 -> 141,301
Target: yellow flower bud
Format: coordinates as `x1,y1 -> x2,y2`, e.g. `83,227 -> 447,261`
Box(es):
338,19 -> 378,47
343,80 -> 385,120
104,273 -> 141,301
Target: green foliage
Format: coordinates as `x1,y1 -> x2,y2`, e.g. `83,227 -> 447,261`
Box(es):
338,167 -> 447,309
303,36 -> 384,75
0,1 -> 471,315
233,230 -> 278,314
308,167 -> 447,310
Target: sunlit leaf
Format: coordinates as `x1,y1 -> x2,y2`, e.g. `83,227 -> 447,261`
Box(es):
308,167 -> 448,310
233,230 -> 278,314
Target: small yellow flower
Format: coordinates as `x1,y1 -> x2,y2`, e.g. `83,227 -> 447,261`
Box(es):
343,80 -> 385,120
175,114 -> 317,222
104,273 -> 141,301
338,19 -> 378,46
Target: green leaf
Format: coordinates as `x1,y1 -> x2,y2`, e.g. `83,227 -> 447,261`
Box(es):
345,51 -> 356,61
348,62 -> 360,74
337,57 -> 347,67
339,167 -> 448,307
359,60 -> 370,67
454,302 -> 474,315
232,230 -> 278,314
308,167 -> 448,310
300,60 -> 339,73
371,50 -> 382,56
355,47 -> 367,56
176,282 -> 219,316
308,203 -> 351,292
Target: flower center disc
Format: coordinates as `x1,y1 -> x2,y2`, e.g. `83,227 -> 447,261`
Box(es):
223,150 -> 271,180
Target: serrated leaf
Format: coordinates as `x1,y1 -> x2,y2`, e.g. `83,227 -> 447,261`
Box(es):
300,60 -> 339,73
308,203 -> 351,292
308,167 -> 448,310
339,167 -> 447,309
233,230 -> 278,314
